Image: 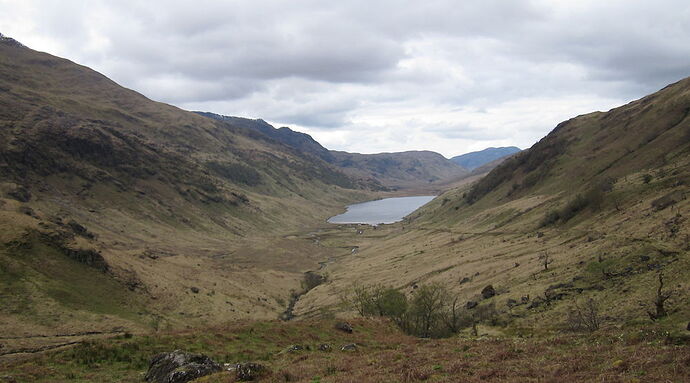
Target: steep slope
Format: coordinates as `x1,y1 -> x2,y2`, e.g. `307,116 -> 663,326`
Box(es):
450,146 -> 521,170
194,112 -> 335,163
297,77 -> 689,333
196,112 -> 468,191
0,36 -> 372,335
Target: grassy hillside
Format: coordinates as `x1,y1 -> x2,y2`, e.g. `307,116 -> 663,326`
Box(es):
450,146 -> 521,170
3,318 -> 688,382
297,77 -> 690,336
197,112 -> 468,191
330,150 -> 469,191
0,36 -> 376,336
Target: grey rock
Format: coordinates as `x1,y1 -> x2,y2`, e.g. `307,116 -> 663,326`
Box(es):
466,301 -> 478,309
335,321 -> 353,333
318,344 -> 332,352
145,350 -> 221,383
235,362 -> 268,381
341,343 -> 358,351
286,345 -> 304,352
190,287 -> 200,294
481,285 -> 496,299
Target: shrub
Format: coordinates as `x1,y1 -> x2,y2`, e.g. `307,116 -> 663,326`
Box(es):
565,298 -> 600,332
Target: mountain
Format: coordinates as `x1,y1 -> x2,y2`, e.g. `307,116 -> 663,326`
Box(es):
0,35 -> 378,335
330,150 -> 469,191
197,112 -> 470,190
450,146 -> 521,170
194,112 -> 334,162
298,77 -> 689,333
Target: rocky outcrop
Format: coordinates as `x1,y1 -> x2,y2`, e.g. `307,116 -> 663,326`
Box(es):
481,285 -> 496,299
145,350 -> 221,383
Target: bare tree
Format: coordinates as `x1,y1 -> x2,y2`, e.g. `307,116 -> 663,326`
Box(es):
538,250 -> 553,271
565,298 -> 600,332
646,272 -> 673,321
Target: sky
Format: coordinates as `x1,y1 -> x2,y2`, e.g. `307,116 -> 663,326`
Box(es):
2,1 -> 690,157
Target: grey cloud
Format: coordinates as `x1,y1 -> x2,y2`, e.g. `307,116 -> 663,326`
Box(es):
3,0 -> 690,155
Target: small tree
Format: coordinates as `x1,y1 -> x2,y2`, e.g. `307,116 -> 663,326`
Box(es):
442,297 -> 468,334
409,283 -> 448,338
565,298 -> 600,332
539,250 -> 553,271
646,272 -> 673,321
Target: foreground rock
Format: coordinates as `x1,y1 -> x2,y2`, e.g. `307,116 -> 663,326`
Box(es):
235,362 -> 268,381
145,350 -> 221,383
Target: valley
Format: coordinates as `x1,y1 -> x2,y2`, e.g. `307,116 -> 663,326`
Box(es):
0,32 -> 689,383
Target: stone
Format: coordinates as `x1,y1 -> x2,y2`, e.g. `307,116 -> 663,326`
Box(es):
506,298 -> 517,308
285,345 -> 304,353
235,362 -> 268,381
145,350 -> 221,383
318,344 -> 332,352
341,343 -> 357,351
686,321 -> 690,331
459,277 -> 471,284
481,285 -> 496,299
466,301 -> 478,309
335,321 -> 353,333
190,287 -> 200,294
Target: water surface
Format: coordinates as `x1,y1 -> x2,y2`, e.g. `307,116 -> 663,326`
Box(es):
328,195 -> 435,225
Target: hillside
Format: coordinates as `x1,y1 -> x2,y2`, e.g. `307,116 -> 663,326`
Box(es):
196,112 -> 469,191
194,112 -> 335,163
330,150 -> 469,191
296,77 -> 690,335
0,35 -> 376,337
450,146 -> 521,170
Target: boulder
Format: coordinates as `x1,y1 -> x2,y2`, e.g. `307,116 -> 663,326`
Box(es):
481,285 -> 496,299
318,344 -> 332,352
686,321 -> 690,331
466,301 -> 478,309
285,345 -> 304,353
235,362 -> 268,381
335,322 -> 353,333
190,287 -> 200,294
341,343 -> 358,351
145,350 -> 221,383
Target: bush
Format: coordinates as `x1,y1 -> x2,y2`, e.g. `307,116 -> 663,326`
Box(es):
347,283 -> 500,338
565,298 -> 600,332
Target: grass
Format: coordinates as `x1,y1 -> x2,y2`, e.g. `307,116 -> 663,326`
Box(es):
1,318 -> 688,382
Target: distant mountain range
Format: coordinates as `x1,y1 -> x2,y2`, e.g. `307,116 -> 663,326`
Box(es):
195,112 -> 472,190
450,146 -> 521,170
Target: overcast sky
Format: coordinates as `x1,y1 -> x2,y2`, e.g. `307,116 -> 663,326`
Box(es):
2,1 -> 689,157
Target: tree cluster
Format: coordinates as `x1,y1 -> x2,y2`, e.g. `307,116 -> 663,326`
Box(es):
346,283 -> 499,338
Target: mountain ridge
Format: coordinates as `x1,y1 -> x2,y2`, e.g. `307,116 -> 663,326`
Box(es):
450,146 -> 521,170
196,111 -> 471,190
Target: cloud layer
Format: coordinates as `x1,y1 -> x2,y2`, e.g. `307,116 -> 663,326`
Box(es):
2,0 -> 689,156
